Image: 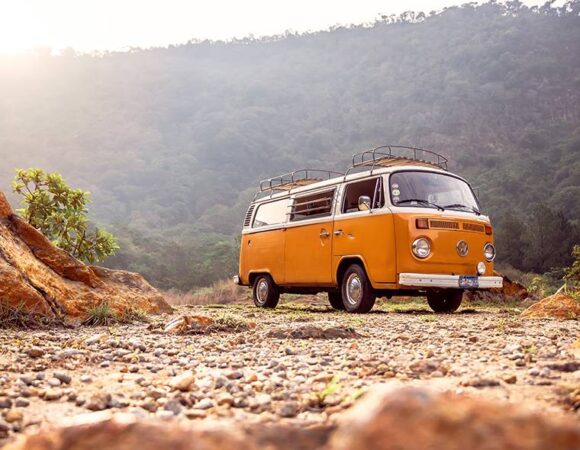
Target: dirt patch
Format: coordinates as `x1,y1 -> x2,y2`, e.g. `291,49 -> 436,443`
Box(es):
266,324 -> 360,339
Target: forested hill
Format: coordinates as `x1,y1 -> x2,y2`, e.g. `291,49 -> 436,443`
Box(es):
1,1 -> 579,290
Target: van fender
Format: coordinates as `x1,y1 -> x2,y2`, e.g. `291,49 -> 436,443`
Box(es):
248,270 -> 277,286
335,255 -> 375,286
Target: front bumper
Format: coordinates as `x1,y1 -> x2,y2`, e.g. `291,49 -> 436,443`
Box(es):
399,273 -> 503,289
233,275 -> 241,285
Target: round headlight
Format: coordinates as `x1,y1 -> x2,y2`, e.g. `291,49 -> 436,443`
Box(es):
477,261 -> 486,275
412,237 -> 431,259
484,243 -> 496,261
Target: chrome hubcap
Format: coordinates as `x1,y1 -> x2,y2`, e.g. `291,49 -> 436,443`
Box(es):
346,273 -> 362,305
257,279 -> 269,303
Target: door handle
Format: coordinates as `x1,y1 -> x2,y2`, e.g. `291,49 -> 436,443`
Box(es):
320,229 -> 330,238
334,229 -> 343,236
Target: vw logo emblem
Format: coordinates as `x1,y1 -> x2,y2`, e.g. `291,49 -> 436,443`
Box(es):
456,240 -> 469,257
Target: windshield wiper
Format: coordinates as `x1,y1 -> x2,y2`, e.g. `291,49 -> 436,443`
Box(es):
443,203 -> 481,216
396,198 -> 445,211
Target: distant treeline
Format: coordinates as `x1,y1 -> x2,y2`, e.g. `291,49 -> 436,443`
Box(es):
1,1 -> 579,290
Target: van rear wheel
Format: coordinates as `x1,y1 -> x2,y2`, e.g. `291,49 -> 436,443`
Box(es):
341,264 -> 376,313
427,290 -> 463,313
328,291 -> 345,310
252,274 -> 280,308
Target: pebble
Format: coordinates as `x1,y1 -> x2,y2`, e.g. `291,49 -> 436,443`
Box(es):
85,393 -> 111,411
47,378 -> 61,387
14,398 -> 30,407
44,389 -> 63,401
3,409 -> 23,423
194,398 -> 214,410
184,409 -> 207,419
503,374 -> 517,384
277,401 -> 299,418
25,347 -> 44,358
170,371 -> 195,392
53,372 -> 72,384
164,399 -> 183,415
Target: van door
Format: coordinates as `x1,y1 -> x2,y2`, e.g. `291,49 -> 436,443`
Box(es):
284,189 -> 336,285
332,176 -> 396,284
242,198 -> 289,284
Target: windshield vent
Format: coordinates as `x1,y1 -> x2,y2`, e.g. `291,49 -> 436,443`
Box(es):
463,223 -> 485,233
430,220 -> 459,230
243,204 -> 256,227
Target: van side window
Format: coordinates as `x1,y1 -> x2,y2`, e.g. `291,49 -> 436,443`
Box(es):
252,198 -> 289,228
290,190 -> 335,221
341,178 -> 384,214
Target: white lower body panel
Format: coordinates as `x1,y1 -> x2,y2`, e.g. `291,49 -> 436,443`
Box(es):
399,273 -> 503,289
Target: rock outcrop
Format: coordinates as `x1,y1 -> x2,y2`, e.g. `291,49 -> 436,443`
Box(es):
0,192 -> 171,318
5,387 -> 580,450
465,270 -> 529,303
521,292 -> 580,320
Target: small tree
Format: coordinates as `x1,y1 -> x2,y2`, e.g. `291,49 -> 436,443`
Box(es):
12,168 -> 119,264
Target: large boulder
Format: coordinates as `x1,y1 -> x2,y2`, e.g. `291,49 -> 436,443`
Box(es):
0,192 -> 171,318
521,292 -> 580,320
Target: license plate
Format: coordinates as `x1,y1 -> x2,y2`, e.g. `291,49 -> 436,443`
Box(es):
459,275 -> 479,289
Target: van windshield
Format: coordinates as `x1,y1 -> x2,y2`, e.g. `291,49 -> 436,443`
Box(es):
390,171 -> 480,213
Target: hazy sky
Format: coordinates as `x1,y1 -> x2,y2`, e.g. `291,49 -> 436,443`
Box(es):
0,0 -> 554,54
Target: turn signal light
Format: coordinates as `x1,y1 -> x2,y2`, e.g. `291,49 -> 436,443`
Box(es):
416,218 -> 429,229
485,225 -> 493,235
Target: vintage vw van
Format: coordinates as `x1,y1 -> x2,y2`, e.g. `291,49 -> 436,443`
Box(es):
235,146 -> 503,313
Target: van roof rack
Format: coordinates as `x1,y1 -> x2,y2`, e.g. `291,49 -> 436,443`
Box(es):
255,169 -> 344,200
346,145 -> 448,175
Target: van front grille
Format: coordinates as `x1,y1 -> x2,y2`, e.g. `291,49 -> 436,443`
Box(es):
429,220 -> 459,230
463,223 -> 485,233
243,204 -> 255,227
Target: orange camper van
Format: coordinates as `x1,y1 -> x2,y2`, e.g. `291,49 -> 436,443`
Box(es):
234,146 -> 502,313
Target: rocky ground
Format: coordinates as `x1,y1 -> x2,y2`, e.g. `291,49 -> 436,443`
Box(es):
0,296 -> 578,446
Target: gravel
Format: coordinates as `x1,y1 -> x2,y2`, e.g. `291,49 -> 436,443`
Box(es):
0,298 -> 578,444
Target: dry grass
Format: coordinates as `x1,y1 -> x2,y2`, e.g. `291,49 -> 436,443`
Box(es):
0,302 -> 64,329
164,280 -> 246,306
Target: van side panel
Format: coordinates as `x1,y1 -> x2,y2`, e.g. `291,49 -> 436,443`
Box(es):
332,211 -> 397,284
240,229 -> 285,285
284,220 -> 334,285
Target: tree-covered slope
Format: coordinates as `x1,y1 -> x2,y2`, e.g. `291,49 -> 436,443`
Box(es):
0,1 -> 578,289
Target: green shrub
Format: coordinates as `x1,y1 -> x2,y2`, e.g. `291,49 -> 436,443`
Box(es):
12,168 -> 119,263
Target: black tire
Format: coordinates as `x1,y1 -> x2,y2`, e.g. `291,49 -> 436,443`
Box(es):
341,264 -> 376,313
252,274 -> 280,308
328,291 -> 345,310
427,290 -> 463,313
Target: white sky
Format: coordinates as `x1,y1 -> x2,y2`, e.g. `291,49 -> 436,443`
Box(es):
0,0 -> 553,54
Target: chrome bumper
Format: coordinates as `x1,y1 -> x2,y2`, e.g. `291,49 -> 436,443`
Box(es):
233,275 -> 241,285
399,273 -> 503,289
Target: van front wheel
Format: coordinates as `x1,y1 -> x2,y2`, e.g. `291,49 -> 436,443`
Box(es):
328,291 -> 345,310
341,264 -> 376,313
252,274 -> 280,308
427,290 -> 463,313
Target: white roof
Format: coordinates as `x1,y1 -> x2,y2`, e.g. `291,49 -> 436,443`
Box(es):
252,164 -> 463,205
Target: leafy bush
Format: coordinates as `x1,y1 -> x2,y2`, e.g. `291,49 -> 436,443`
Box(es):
12,168 -> 119,263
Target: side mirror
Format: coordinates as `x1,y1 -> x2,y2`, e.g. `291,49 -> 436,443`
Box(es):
358,195 -> 371,211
